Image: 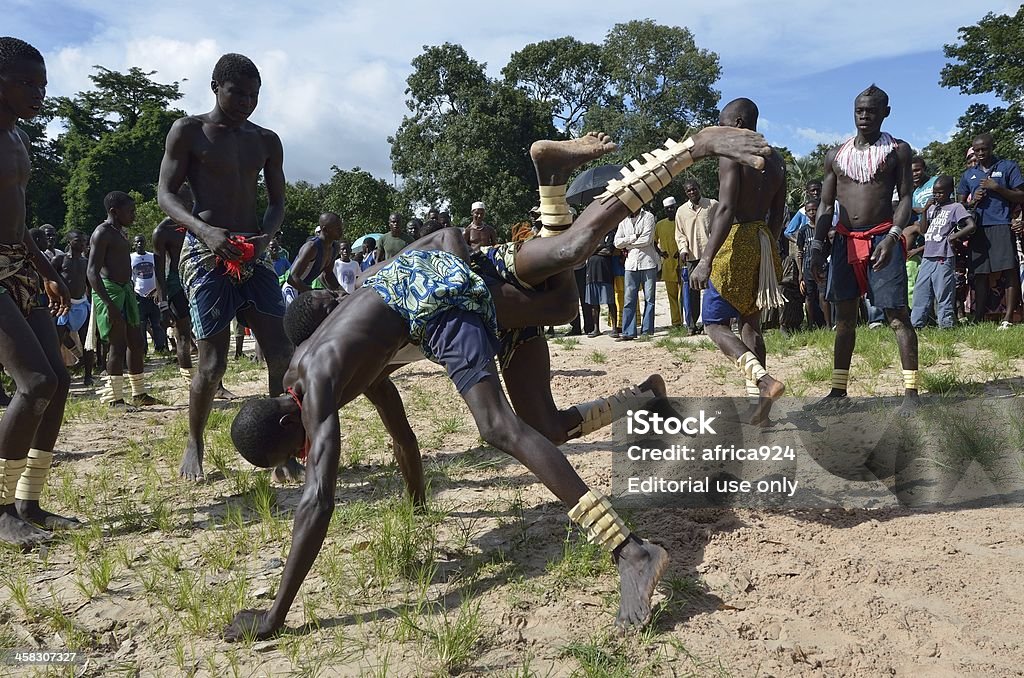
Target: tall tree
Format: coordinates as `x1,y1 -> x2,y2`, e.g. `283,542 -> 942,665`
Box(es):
390,43 -> 556,232
21,101 -> 67,228
503,37 -> 606,138
927,8 -> 1024,177
53,67 -> 184,232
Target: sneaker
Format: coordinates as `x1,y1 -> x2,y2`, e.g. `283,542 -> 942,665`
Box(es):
998,320 -> 1013,330
586,330 -> 601,338
615,335 -> 635,342
868,322 -> 884,329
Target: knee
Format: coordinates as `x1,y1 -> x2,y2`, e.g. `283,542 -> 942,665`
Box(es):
197,357 -> 227,385
476,415 -> 517,452
20,368 -> 58,404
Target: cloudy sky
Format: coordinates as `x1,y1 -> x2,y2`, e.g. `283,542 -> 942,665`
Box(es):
9,1 -> 1012,185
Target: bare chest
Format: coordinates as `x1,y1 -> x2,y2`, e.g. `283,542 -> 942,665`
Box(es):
0,130 -> 30,188
193,126 -> 267,177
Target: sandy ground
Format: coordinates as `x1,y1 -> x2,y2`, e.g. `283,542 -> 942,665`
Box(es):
2,282 -> 1023,677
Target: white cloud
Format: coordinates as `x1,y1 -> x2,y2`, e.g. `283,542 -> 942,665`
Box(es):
20,1 -> 1002,183
795,127 -> 848,146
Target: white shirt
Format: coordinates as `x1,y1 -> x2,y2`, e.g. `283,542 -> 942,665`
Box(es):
333,258 -> 362,295
131,251 -> 156,297
613,210 -> 659,271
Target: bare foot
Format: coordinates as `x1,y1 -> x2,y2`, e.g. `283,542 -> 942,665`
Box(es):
692,127 -> 772,171
132,393 -> 159,407
271,457 -> 305,484
0,509 -> 52,550
639,374 -> 667,399
614,539 -> 669,630
803,389 -> 849,411
751,375 -> 785,425
179,439 -> 205,482
215,383 -> 237,400
898,391 -> 920,417
531,132 -> 618,186
16,500 -> 83,530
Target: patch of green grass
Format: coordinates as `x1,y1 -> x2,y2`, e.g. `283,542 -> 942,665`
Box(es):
961,323 -> 1024,360
425,596 -> 485,675
799,353 -> 833,383
553,337 -> 580,351
561,636 -> 633,678
921,367 -> 967,396
360,497 -> 439,588
589,351 -> 608,364
547,530 -> 614,586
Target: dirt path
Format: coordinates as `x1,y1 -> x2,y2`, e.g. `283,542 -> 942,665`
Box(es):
1,286 -> 1023,677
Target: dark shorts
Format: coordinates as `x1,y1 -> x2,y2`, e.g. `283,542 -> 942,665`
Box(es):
826,232 -> 908,309
423,308 -> 501,394
187,264 -> 284,340
969,223 -> 1019,274
497,325 -> 541,370
702,280 -> 741,324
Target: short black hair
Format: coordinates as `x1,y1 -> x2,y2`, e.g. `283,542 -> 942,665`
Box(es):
0,38 -> 43,74
28,227 -> 45,247
683,179 -> 700,190
911,156 -> 926,168
805,198 -> 821,208
284,291 -> 332,346
857,84 -> 889,107
363,236 -> 376,248
806,179 -> 823,189
212,53 -> 261,86
720,97 -> 759,127
973,132 -> 994,147
232,397 -> 294,468
103,191 -> 134,212
934,174 -> 954,188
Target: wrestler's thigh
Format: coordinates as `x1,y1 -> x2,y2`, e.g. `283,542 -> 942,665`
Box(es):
27,308 -> 68,376
501,337 -> 561,430
0,294 -> 54,386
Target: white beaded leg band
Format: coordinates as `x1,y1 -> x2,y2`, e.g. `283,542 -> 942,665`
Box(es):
746,380 -> 760,398
0,457 -> 27,505
596,137 -> 695,212
99,374 -> 124,404
902,369 -> 919,391
568,490 -> 631,551
831,369 -> 850,391
737,352 -> 767,384
538,184 -> 573,237
568,384 -> 648,439
15,449 -> 53,502
128,373 -> 146,398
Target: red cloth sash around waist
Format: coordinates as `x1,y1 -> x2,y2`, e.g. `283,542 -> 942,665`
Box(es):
835,221 -> 902,295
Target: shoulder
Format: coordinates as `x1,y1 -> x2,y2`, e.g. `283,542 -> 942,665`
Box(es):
170,115 -> 205,135
894,140 -> 913,159
14,126 -> 30,149
253,124 -> 282,146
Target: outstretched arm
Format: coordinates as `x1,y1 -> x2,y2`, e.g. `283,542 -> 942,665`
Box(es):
225,375 -> 340,641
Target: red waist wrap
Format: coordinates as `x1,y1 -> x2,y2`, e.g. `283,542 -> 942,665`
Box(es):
835,221 -> 903,295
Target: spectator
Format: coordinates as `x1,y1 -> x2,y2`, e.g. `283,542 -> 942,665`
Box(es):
333,240 -> 361,294
796,200 -> 827,328
958,133 -> 1024,327
464,201 -> 498,252
131,235 -> 168,353
911,175 -> 976,328
376,213 -> 412,262
360,237 -> 378,271
584,230 -> 617,337
654,197 -> 682,327
675,179 -> 718,335
614,206 -> 658,340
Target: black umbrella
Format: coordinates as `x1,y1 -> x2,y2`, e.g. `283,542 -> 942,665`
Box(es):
565,164 -> 624,207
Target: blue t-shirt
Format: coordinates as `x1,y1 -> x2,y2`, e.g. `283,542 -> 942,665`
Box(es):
911,176 -> 936,224
922,202 -> 970,259
957,158 -> 1024,227
272,256 -> 290,277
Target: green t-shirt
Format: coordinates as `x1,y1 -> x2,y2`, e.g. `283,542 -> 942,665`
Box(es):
379,232 -> 412,260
